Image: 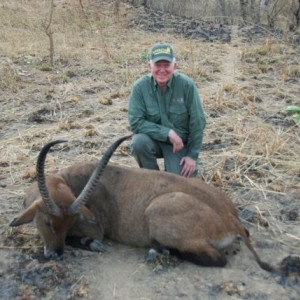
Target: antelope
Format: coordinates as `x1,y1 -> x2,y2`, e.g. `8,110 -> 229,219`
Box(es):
10,135 -> 299,276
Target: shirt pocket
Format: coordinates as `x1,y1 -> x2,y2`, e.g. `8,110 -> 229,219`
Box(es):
146,108 -> 161,124
169,103 -> 188,128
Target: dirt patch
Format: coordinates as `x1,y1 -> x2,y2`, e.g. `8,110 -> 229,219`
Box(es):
1,1 -> 300,299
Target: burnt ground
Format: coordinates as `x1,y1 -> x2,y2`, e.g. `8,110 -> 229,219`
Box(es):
0,2 -> 300,299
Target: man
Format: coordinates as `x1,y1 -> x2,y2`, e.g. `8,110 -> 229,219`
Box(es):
128,42 -> 206,177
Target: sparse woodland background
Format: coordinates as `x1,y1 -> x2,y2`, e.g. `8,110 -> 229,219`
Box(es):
126,0 -> 300,29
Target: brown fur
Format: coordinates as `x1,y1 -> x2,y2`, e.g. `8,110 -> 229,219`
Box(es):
11,159 -> 276,272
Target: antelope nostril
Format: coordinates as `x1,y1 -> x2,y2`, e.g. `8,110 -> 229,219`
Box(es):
56,247 -> 64,256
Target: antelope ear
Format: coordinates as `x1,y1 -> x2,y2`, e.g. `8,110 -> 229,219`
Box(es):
77,206 -> 97,224
10,199 -> 42,227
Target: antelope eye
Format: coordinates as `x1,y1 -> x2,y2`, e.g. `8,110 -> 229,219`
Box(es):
45,219 -> 53,231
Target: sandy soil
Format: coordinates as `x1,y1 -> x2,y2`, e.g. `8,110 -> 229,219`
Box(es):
0,1 -> 300,299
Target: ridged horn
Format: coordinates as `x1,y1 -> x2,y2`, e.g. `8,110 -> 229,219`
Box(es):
36,140 -> 67,216
69,135 -> 132,214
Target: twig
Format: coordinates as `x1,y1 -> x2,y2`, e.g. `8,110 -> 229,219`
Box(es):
286,233 -> 300,242
71,275 -> 86,290
113,283 -> 117,298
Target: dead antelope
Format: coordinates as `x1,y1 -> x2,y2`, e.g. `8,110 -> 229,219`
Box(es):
10,136 -> 299,276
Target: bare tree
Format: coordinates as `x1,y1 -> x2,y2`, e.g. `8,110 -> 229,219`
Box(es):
218,0 -> 226,23
259,0 -> 268,23
250,0 -> 260,23
239,0 -> 248,23
291,0 -> 300,27
266,0 -> 287,28
42,0 -> 55,67
257,0 -> 289,28
239,0 -> 262,24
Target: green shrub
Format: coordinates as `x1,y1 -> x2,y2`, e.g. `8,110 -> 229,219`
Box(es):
285,106 -> 300,123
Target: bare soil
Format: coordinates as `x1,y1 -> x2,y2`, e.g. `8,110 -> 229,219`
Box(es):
0,1 -> 300,299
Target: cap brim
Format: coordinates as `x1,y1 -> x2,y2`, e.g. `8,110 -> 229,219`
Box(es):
152,55 -> 173,63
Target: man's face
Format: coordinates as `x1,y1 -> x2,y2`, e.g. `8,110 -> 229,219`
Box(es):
148,60 -> 176,88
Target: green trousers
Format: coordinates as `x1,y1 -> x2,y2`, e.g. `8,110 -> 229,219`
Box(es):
131,133 -> 198,177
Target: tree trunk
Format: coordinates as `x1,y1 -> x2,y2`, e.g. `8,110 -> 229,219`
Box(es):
293,0 -> 300,27
259,0 -> 268,24
250,0 -> 260,24
240,0 -> 248,23
218,0 -> 226,24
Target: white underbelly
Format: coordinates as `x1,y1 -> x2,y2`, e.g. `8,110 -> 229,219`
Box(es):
210,234 -> 237,250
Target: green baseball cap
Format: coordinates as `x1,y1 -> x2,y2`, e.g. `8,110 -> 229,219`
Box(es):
150,43 -> 174,63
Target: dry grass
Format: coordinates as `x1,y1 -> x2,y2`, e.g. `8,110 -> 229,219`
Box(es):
0,1 -> 299,198
0,0 -> 300,294
0,1 -> 300,297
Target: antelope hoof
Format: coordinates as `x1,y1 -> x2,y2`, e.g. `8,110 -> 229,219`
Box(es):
81,238 -> 106,252
90,240 -> 106,252
146,248 -> 158,262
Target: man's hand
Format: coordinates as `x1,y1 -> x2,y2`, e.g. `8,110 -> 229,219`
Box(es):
168,129 -> 184,153
168,130 -> 196,177
180,156 -> 196,177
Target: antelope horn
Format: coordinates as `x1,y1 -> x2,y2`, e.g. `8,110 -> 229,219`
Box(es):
36,140 -> 67,216
69,135 -> 132,214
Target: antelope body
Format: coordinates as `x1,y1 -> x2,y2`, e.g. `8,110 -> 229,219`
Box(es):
10,136 -> 282,272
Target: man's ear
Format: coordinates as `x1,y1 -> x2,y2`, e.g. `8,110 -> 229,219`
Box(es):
10,199 -> 42,227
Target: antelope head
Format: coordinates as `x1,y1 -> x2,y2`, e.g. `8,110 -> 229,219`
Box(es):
10,135 -> 131,258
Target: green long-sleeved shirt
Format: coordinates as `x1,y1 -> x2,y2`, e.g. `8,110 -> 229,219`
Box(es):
128,72 -> 206,160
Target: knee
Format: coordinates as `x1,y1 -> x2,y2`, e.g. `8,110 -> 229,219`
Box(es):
131,133 -> 152,154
